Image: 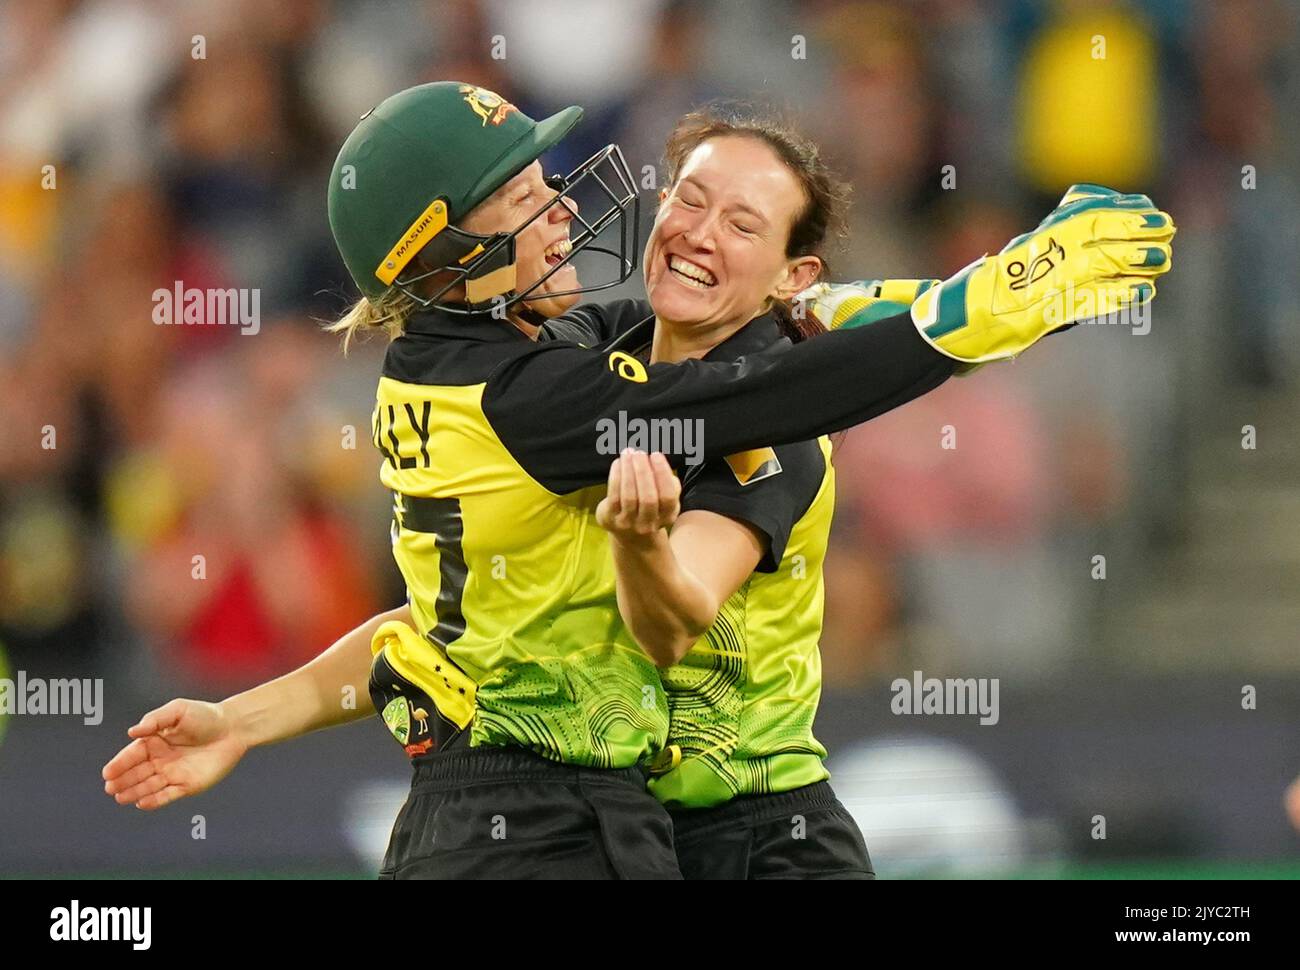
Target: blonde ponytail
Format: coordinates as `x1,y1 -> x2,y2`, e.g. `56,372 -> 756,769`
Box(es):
325,289 -> 417,353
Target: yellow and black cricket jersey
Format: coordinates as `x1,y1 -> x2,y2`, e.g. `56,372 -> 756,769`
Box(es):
603,315 -> 837,808
370,299 -> 951,768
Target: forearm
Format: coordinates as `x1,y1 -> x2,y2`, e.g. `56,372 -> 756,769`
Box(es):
220,603 -> 411,748
611,532 -> 714,667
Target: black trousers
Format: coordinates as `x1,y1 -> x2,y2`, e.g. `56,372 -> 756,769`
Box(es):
379,745 -> 682,880
670,781 -> 875,880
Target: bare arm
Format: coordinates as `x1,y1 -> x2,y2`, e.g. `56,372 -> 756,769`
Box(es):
220,602 -> 410,747
597,451 -> 761,667
103,603 -> 411,810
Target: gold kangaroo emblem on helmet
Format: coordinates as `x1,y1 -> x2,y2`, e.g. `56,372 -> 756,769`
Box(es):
459,85 -> 517,127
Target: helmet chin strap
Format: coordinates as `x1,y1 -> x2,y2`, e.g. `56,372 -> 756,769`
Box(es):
514,303 -> 550,329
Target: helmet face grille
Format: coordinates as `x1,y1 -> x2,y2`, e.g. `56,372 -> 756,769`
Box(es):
393,144 -> 641,315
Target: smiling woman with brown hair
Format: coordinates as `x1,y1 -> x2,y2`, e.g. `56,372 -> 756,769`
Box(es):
597,109 -> 877,877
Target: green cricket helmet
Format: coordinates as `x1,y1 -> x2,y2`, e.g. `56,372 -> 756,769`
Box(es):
327,81 -> 639,314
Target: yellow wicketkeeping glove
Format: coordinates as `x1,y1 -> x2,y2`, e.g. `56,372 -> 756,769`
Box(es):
909,184 -> 1175,364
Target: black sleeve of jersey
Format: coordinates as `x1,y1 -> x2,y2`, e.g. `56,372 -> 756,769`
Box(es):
537,298 -> 652,346
482,308 -> 953,494
678,439 -> 826,572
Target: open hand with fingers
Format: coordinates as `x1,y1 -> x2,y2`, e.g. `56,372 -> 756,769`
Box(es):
101,698 -> 249,810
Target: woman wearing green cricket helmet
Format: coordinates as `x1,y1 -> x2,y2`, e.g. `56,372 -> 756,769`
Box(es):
327,81 -> 641,343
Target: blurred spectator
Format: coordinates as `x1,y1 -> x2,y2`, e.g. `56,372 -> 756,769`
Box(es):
115,327 -> 385,689
1016,1 -> 1160,194
1186,0 -> 1300,386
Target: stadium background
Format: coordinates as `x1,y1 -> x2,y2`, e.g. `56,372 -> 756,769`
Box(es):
1,0 -> 1298,878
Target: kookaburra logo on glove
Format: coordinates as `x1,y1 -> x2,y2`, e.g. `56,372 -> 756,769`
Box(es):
1007,238 -> 1066,291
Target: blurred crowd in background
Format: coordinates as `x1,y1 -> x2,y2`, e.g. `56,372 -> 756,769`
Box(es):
1,0 -> 1298,701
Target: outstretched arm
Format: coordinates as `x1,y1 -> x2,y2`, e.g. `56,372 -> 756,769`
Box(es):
219,603 -> 410,745
103,603 -> 410,810
487,186 -> 1174,493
